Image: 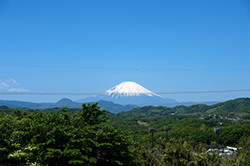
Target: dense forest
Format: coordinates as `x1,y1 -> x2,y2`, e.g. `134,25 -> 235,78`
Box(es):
0,98 -> 250,165
106,98 -> 250,147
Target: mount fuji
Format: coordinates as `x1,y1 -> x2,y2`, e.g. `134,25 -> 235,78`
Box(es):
76,81 -> 178,106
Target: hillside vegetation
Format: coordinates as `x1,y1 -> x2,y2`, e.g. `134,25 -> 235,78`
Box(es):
106,98 -> 250,146
0,98 -> 250,165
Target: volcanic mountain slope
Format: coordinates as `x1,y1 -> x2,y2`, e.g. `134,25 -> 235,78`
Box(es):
76,81 -> 178,106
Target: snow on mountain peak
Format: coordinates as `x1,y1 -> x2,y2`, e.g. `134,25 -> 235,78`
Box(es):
105,81 -> 163,98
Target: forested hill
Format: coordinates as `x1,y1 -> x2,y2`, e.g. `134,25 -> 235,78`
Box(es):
117,98 -> 250,118
1,98 -> 250,117
1,98 -> 250,165
105,97 -> 250,149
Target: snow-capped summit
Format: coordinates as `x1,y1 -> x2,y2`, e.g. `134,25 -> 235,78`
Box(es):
105,81 -> 162,98
76,81 -> 178,106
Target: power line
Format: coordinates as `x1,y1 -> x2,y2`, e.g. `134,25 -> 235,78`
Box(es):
0,89 -> 249,96
156,89 -> 250,94
1,64 -> 250,71
0,64 -> 133,70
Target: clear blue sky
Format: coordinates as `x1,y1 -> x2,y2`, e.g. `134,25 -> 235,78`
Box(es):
0,0 -> 249,103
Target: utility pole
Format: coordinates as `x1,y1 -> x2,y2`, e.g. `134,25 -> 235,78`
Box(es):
148,128 -> 156,150
214,128 -> 221,149
164,126 -> 169,144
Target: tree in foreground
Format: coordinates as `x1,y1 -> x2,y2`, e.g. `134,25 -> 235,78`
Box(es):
0,103 -> 137,166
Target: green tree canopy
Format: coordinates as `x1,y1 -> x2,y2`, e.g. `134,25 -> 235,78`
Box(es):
0,103 -> 136,166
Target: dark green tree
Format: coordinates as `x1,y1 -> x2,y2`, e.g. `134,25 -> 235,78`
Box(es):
0,103 -> 137,166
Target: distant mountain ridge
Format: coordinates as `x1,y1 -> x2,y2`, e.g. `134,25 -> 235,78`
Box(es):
0,98 -> 136,114
55,98 -> 81,108
117,98 -> 250,118
1,81 -> 222,112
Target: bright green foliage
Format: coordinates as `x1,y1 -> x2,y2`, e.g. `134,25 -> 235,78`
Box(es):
2,98 -> 250,165
135,138 -> 227,166
161,139 -> 221,166
0,103 -> 136,165
136,148 -> 161,166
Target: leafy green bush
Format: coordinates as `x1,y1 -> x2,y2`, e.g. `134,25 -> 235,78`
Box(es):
0,103 -> 137,165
